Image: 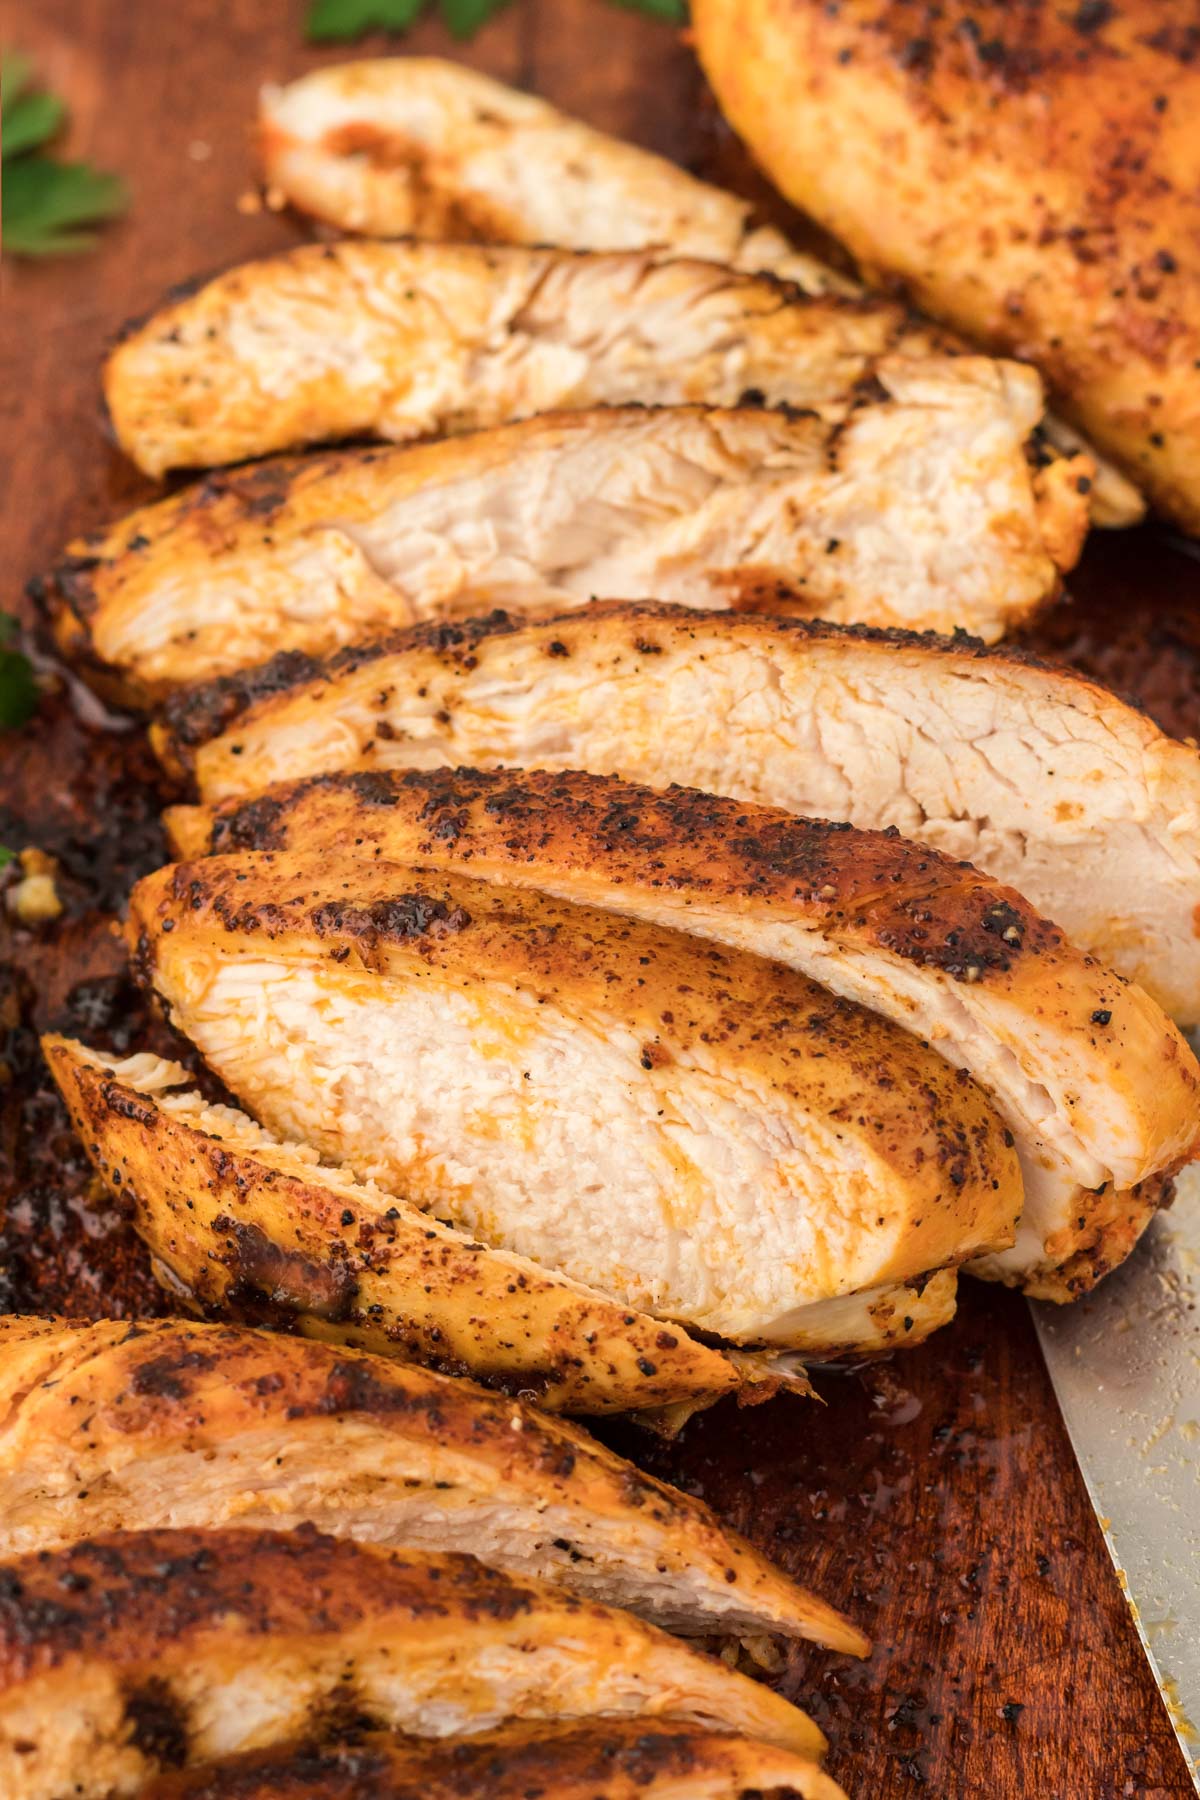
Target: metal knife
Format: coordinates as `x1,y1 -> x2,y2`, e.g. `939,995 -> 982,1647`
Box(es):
1034,1162 -> 1200,1790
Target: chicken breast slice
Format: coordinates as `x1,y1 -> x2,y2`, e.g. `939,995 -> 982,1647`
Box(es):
126,855 -> 1020,1344
168,765 -> 1199,1301
103,239 -> 1088,552
0,1526 -> 824,1798
692,0 -> 1198,533
51,374 -> 1085,705
136,1722 -> 848,1800
0,1309 -> 866,1653
43,1034 -> 794,1410
257,55 -> 1142,528
157,602 -> 1200,1029
259,57 -> 848,297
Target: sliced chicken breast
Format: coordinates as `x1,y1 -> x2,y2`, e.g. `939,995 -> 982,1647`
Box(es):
138,1722 -> 848,1800
0,1526 -> 824,1798
0,1311 -> 865,1652
43,1034 -> 784,1412
157,602 -> 1200,1028
126,855 -> 1020,1346
257,56 -> 1141,528
103,241 -> 1089,544
51,378 -> 1086,705
168,765 -> 1199,1300
259,57 -> 848,297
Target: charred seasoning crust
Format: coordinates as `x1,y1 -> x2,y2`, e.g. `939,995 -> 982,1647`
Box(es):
198,763 -> 1067,983
125,853 -> 1024,1267
0,1312 -> 747,1532
136,1720 -> 819,1800
0,1525 -> 553,1686
156,600 -> 1161,770
42,1039 -> 745,1412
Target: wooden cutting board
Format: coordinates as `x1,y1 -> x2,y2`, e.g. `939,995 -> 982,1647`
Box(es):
1,2 -> 1197,1792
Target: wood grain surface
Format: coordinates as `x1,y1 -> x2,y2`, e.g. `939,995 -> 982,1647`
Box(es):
1,2 -> 1197,1794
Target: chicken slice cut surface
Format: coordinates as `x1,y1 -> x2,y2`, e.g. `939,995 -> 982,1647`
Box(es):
136,1721 -> 848,1800
156,601 -> 1200,1029
103,238 -> 1089,559
256,55 -> 1141,528
168,765 -> 1199,1301
0,1308 -> 866,1652
44,1034 -> 799,1411
51,374 -> 1085,705
0,1526 -> 824,1799
258,57 -> 850,296
126,855 -> 1021,1344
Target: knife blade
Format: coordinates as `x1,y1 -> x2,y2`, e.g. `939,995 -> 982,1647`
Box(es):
1033,1162 -> 1200,1790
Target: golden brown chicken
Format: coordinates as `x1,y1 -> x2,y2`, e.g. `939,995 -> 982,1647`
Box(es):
155,602 -> 1200,1029
0,1527 -> 823,1798
136,1722 -> 849,1800
126,855 -> 1022,1350
44,1034 -> 801,1409
0,1312 -> 864,1651
693,0 -> 1200,532
102,240 -> 1088,567
50,381 -> 1087,704
166,764 -> 1200,1302
256,54 -> 1140,526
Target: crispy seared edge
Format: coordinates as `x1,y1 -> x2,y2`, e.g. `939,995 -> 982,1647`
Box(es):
42,1035 -> 750,1419
0,1310 -> 867,1653
0,1526 -> 825,1759
136,1720 -> 847,1800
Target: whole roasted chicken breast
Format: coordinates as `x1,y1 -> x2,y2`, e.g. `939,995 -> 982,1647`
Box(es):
126,855 -> 1022,1346
0,1310 -> 865,1651
0,1527 -> 823,1798
155,603 -> 1200,1027
693,0 -> 1200,532
168,765 -> 1200,1301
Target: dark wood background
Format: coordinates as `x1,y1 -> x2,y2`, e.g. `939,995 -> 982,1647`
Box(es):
2,2 -> 1198,1794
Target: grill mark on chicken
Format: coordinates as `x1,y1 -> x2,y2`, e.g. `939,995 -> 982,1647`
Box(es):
136,1721 -> 849,1800
0,1525 -> 826,1796
154,600 -> 1200,1028
0,1312 -> 866,1651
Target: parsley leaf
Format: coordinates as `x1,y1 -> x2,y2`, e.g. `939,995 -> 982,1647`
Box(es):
608,0 -> 686,15
2,53 -> 128,259
0,616 -> 37,731
306,0 -> 676,42
3,88 -> 66,158
439,0 -> 514,37
307,0 -> 424,40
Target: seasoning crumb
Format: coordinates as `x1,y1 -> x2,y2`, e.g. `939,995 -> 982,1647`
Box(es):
6,848 -> 62,925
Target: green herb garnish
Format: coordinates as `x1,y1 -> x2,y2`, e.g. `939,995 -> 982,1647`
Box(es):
0,615 -> 38,730
306,0 -> 683,44
2,53 -> 128,257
